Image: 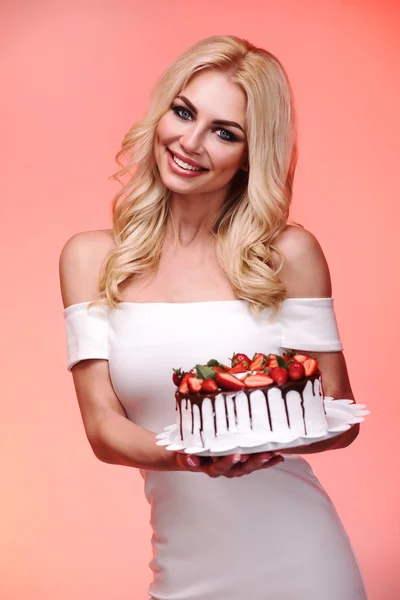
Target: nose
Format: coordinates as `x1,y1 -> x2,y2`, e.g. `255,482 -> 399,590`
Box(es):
179,124 -> 205,155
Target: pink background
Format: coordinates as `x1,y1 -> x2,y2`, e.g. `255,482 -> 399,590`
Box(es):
1,1 -> 399,598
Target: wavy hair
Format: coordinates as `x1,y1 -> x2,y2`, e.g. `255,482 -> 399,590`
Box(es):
91,35 -> 300,315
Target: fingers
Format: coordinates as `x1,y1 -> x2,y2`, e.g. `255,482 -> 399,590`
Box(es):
207,453 -> 243,478
223,453 -> 283,478
176,452 -> 202,471
176,451 -> 284,477
220,453 -> 284,478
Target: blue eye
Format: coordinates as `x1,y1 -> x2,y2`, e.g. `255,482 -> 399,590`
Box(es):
172,106 -> 192,120
215,128 -> 237,142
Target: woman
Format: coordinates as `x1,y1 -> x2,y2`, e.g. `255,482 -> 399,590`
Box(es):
60,35 -> 366,599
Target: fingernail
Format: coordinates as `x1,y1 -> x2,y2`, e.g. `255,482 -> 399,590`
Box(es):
187,457 -> 197,467
232,454 -> 242,464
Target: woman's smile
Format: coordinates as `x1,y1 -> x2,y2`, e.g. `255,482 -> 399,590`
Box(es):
167,149 -> 209,178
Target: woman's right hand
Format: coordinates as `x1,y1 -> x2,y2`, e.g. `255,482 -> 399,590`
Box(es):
175,451 -> 284,478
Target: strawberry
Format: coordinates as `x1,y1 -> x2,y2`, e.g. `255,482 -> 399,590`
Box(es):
303,358 -> 318,376
215,372 -> 246,391
244,374 -> 274,388
293,354 -> 309,364
172,367 -> 185,386
178,372 -> 192,394
212,366 -> 226,373
283,350 -> 296,362
227,363 -> 249,374
187,376 -> 203,393
287,361 -> 305,380
249,353 -> 268,371
269,366 -> 289,385
266,353 -> 278,368
201,378 -> 219,393
230,352 -> 251,369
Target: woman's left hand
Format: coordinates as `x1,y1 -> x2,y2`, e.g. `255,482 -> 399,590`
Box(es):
215,452 -> 284,478
180,451 -> 284,478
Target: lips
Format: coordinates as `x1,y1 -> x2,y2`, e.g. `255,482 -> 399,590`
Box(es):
168,149 -> 208,170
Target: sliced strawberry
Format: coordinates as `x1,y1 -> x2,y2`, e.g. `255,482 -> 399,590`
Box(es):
172,367 -> 184,386
287,361 -> 305,380
201,378 -> 219,393
244,374 -> 274,388
249,353 -> 268,371
266,353 -> 278,368
227,363 -> 249,374
293,354 -> 309,364
303,358 -> 318,376
187,376 -> 203,393
269,366 -> 289,385
215,372 -> 246,391
178,372 -> 191,394
212,365 -> 225,373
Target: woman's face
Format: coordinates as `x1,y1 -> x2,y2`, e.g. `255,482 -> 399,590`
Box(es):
154,69 -> 248,197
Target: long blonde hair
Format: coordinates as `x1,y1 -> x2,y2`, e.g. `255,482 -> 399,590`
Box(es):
92,35 -> 299,315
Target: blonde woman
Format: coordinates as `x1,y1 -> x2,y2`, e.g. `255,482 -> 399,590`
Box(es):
59,36 -> 366,600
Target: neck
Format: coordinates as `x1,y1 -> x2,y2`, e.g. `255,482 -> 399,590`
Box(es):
167,189 -> 227,247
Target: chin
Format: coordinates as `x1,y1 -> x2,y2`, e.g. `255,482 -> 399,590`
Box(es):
162,178 -> 204,194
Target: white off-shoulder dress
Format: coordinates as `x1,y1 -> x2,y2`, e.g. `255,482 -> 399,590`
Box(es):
64,298 -> 366,600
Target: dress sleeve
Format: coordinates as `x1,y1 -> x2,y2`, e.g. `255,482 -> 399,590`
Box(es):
279,297 -> 343,352
63,302 -> 109,371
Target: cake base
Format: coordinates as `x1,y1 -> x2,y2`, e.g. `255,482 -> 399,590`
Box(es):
175,374 -> 327,450
155,399 -> 369,455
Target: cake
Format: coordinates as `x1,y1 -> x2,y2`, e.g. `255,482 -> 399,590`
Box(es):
172,351 -> 327,449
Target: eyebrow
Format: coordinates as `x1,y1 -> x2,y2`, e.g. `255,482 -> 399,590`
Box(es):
176,95 -> 245,134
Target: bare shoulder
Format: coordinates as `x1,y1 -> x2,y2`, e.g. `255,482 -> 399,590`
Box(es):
271,224 -> 332,298
59,229 -> 114,308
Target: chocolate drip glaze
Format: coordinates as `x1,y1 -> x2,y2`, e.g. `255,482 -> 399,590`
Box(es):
246,393 -> 254,429
176,374 -> 321,443
300,395 -> 307,435
233,398 -> 238,425
223,397 -> 229,430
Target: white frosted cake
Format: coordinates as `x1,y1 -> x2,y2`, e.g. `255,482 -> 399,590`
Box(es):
172,351 -> 327,448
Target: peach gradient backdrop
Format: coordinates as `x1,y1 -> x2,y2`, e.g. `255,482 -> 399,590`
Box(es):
1,1 -> 399,598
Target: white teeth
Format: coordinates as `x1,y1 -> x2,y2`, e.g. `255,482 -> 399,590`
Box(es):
172,153 -> 203,171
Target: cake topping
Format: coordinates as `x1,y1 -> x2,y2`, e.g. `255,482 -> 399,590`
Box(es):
172,367 -> 185,387
269,365 -> 289,385
214,371 -> 246,391
172,350 -> 320,394
230,352 -> 251,370
244,373 -> 274,388
201,378 -> 219,393
287,361 -> 306,380
303,358 -> 318,376
187,376 -> 203,393
249,353 -> 268,370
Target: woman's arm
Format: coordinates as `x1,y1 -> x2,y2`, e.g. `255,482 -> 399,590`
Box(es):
59,231 -> 181,472
70,358 -> 182,471
272,225 -> 360,455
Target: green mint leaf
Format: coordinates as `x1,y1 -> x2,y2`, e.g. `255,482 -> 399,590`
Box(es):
276,355 -> 288,369
196,365 -> 217,380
